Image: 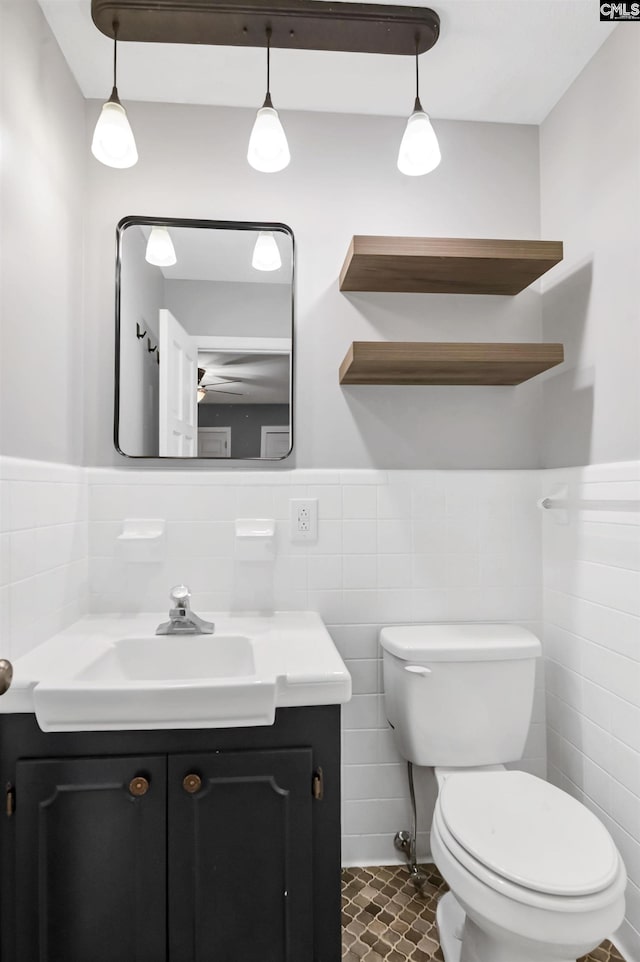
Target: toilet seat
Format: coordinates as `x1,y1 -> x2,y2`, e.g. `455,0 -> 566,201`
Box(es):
432,804 -> 625,915
432,805 -> 625,915
438,771 -> 620,897
434,772 -> 624,912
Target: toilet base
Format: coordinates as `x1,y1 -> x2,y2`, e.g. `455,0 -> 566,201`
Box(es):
436,892 -> 576,962
436,892 -> 464,962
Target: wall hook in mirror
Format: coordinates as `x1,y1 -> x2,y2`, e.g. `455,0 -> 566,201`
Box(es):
147,338 -> 157,354
136,322 -> 147,339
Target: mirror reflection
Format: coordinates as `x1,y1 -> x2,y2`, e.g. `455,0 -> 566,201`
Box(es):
116,218 -> 293,459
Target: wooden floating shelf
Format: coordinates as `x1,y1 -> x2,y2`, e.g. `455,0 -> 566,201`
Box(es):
339,236 -> 564,296
339,342 -> 565,386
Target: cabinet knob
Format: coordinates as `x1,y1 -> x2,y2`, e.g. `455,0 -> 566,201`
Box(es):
0,659 -> 13,696
129,776 -> 150,797
183,773 -> 202,794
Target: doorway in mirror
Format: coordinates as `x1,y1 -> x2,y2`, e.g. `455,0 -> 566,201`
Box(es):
198,427 -> 231,458
261,426 -> 291,459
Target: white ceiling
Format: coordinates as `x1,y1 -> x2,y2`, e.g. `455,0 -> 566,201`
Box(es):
39,0 -> 615,123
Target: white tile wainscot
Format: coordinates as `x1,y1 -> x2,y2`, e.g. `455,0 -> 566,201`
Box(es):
0,457 -> 88,660
542,461 -> 640,962
87,466 -> 545,866
3,457 -> 639,960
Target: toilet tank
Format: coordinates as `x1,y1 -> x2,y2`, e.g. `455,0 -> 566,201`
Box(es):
380,624 -> 541,767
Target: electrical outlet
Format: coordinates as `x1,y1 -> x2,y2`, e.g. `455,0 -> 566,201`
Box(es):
290,498 -> 318,542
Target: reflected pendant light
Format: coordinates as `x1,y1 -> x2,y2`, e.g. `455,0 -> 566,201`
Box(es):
397,40 -> 440,176
91,21 -> 138,169
247,27 -> 290,173
145,226 -> 177,267
252,231 -> 282,271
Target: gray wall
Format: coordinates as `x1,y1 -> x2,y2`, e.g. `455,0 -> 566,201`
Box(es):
199,404 -> 290,458
0,0 -> 87,464
118,227 -> 164,456
540,26 -> 640,467
8,20 -> 635,472
82,102 -> 544,469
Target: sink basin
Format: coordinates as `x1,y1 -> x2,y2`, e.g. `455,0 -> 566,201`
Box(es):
33,629 -> 277,732
5,611 -> 352,733
77,635 -> 254,683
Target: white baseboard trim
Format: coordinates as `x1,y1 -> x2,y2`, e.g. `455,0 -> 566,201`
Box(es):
341,853 -> 435,870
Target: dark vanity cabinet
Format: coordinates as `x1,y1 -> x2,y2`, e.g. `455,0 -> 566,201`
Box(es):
168,748 -> 314,962
0,707 -> 340,962
15,754 -> 168,962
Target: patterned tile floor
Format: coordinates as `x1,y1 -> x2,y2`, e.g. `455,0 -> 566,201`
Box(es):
342,865 -> 625,962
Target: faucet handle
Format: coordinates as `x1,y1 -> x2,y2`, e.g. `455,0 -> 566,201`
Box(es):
170,585 -> 191,609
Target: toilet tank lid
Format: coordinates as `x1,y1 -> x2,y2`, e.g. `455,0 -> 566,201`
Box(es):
379,624 -> 541,662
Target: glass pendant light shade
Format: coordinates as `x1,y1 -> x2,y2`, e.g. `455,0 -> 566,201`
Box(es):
197,387 -> 206,403
252,231 -> 282,271
145,226 -> 177,267
397,42 -> 440,177
397,105 -> 441,176
248,28 -> 290,173
248,101 -> 290,172
92,93 -> 138,169
91,24 -> 138,169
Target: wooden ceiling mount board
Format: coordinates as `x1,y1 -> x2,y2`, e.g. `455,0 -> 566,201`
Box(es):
91,1 -> 440,55
339,237 -> 564,295
339,342 -> 565,386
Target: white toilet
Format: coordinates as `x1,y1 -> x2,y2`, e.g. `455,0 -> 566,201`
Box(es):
380,624 -> 626,962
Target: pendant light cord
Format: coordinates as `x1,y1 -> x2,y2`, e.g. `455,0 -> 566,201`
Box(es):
263,26 -> 273,108
108,20 -> 121,103
113,22 -> 118,89
414,34 -> 422,112
267,27 -> 271,94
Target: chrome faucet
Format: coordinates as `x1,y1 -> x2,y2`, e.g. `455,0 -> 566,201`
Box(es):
156,585 -> 214,635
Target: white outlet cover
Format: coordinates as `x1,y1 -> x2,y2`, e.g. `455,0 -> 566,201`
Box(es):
290,499 -> 318,542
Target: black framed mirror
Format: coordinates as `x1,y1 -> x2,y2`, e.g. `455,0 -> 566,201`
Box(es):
115,216 -> 294,460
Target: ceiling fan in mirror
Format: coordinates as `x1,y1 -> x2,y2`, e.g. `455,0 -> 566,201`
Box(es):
197,368 -> 245,402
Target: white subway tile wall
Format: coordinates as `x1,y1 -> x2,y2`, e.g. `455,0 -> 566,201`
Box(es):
85,466 -> 544,865
0,458 -> 88,660
6,454 -> 639,956
543,462 -> 640,959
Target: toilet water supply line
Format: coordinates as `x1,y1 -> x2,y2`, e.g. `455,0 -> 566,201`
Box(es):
394,762 -> 428,889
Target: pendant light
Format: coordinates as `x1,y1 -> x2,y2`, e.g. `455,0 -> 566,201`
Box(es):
397,39 -> 441,177
145,226 -> 177,267
252,231 -> 282,271
91,21 -> 138,169
247,27 -> 290,173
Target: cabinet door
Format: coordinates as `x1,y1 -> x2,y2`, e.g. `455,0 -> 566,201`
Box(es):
15,755 -> 167,962
169,748 -> 314,962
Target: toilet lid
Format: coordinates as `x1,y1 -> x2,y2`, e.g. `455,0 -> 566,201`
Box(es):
439,771 -> 620,896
